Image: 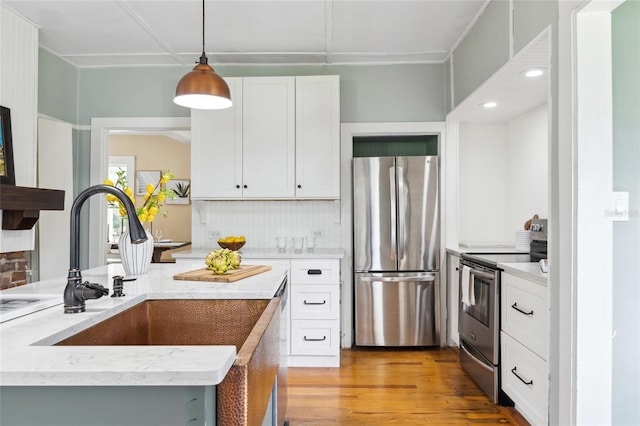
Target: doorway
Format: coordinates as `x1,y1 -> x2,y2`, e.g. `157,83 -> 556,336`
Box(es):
339,122 -> 446,349
89,117 -> 191,268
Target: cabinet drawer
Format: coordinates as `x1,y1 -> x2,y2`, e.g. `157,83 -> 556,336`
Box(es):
290,259 -> 339,284
501,332 -> 548,426
291,284 -> 339,320
290,319 -> 340,356
501,273 -> 548,359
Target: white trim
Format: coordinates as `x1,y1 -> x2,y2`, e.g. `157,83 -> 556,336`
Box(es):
37,114 -> 90,131
509,0 -> 514,58
89,117 -> 190,268
448,55 -> 455,110
339,122 -> 447,349
574,7 -> 614,424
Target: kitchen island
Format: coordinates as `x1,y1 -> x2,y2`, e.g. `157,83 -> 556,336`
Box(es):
0,261 -> 287,426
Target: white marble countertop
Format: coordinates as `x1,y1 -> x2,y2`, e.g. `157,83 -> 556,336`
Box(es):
173,247 -> 345,260
446,245 -> 546,283
498,262 -> 548,285
446,245 -> 528,257
0,262 -> 287,387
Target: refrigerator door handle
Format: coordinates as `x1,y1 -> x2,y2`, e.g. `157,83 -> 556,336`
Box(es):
389,165 -> 397,263
359,275 -> 435,283
396,165 -> 405,265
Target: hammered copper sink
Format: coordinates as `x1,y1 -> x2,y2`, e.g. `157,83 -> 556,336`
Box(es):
56,299 -> 281,426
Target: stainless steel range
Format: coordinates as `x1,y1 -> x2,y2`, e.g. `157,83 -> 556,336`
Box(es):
458,252 -> 530,404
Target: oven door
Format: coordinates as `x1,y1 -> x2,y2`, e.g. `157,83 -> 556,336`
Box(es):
458,264 -> 499,364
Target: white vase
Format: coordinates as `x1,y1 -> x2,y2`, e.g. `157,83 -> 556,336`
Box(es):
119,229 -> 154,275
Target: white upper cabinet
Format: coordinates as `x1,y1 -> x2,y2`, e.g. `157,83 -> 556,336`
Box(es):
190,77 -> 243,199
295,76 -> 340,199
191,75 -> 340,200
242,77 -> 295,198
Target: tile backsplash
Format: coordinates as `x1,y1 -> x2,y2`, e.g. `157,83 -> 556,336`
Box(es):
191,200 -> 342,250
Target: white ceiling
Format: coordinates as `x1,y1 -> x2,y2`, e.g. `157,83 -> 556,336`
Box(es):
3,0 -> 489,67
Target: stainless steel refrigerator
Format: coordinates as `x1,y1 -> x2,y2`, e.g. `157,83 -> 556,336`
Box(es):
353,156 -> 440,346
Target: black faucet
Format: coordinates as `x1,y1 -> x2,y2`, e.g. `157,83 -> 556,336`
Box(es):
63,184 -> 148,314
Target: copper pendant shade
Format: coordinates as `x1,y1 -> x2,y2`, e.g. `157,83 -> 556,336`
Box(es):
173,0 -> 232,110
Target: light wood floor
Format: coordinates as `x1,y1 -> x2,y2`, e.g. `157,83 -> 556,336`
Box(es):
286,347 -> 530,425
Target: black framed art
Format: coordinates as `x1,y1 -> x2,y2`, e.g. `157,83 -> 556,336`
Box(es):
0,105 -> 16,185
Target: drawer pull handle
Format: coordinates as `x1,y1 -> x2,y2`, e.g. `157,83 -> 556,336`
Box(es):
307,269 -> 322,275
511,366 -> 534,386
511,302 -> 534,316
304,336 -> 327,342
303,300 -> 326,305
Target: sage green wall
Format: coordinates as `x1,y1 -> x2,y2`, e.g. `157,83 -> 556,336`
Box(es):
513,0 -> 557,54
77,64 -> 446,125
38,48 -> 78,124
77,67 -> 189,124
451,1 -> 510,107
612,1 -> 640,424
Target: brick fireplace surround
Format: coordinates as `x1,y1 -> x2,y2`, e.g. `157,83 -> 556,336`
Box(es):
0,252 -> 30,290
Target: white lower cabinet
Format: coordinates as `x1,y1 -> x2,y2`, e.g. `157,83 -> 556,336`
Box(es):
291,320 -> 340,356
500,272 -> 549,425
289,259 -> 341,367
501,332 -> 548,425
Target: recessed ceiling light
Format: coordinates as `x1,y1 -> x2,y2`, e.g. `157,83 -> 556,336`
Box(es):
522,68 -> 545,78
481,101 -> 498,109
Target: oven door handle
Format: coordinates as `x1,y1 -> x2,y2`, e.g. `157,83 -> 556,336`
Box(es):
469,269 -> 495,281
460,342 -> 494,374
359,275 -> 435,283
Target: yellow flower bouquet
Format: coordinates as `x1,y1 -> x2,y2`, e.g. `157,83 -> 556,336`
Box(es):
104,169 -> 175,224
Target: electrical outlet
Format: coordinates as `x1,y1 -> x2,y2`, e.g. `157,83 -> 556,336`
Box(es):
312,230 -> 323,238
208,230 -> 220,239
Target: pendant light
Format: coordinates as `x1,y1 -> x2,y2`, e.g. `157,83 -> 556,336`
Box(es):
174,0 -> 232,110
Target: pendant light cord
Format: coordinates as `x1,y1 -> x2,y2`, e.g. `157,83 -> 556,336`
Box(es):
199,0 -> 208,64
202,0 -> 205,54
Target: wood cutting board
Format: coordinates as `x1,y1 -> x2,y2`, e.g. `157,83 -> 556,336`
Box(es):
173,264 -> 272,283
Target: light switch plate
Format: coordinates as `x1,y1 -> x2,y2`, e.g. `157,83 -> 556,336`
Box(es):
612,192 -> 629,221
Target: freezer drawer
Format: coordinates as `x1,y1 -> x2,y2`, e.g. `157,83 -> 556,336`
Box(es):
354,272 -> 439,347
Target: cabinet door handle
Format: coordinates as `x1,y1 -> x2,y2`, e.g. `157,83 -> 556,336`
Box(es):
297,184 -> 302,189
511,302 -> 534,316
243,184 -> 248,189
236,185 -> 240,189
304,336 -> 327,342
307,269 -> 322,275
303,300 -> 326,305
511,366 -> 534,386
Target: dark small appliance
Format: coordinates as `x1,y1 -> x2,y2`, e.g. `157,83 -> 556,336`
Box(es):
529,218 -> 548,262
